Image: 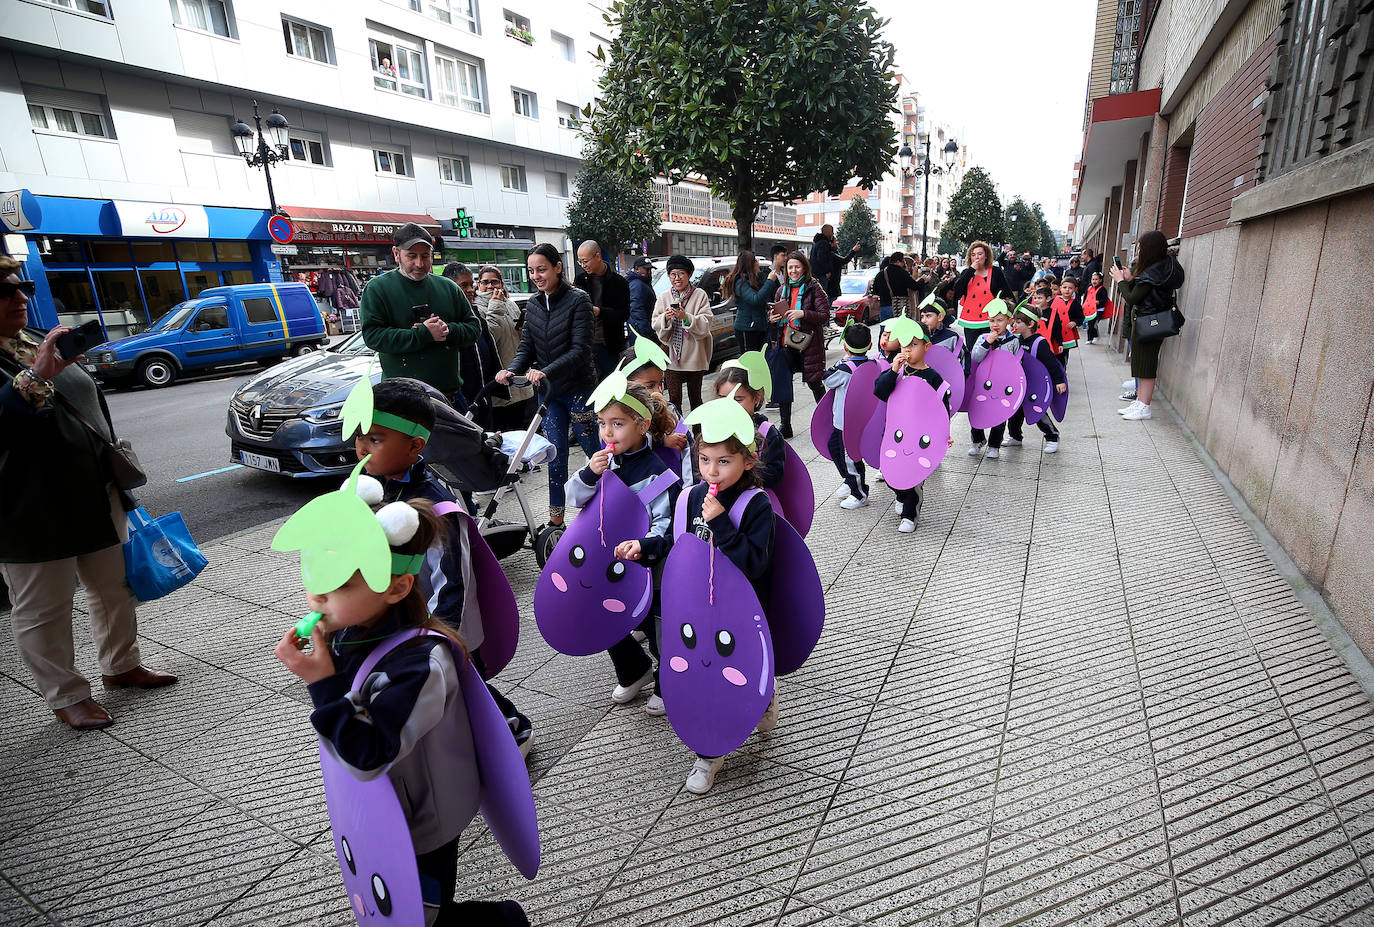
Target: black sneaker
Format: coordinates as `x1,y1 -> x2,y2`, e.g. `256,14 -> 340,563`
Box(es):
511,716 -> 534,758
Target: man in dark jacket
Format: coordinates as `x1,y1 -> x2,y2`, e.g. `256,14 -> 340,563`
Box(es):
360,223 -> 480,408
809,224 -> 860,301
1080,247 -> 1102,281
626,256 -> 655,344
574,240 -> 631,377
1001,249 -> 1026,302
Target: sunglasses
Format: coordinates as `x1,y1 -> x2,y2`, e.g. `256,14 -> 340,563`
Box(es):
0,280 -> 36,299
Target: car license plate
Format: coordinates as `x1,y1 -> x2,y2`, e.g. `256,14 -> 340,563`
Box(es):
240,451 -> 280,472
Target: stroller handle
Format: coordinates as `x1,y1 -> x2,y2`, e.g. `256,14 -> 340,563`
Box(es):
472,375 -> 552,408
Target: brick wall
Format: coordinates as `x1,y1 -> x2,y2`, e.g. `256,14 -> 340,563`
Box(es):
1158,145 -> 1190,237
1178,31 -> 1276,237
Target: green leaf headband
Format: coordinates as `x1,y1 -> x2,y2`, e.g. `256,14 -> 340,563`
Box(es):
718,350 -> 772,400
1013,301 -> 1040,324
917,290 -> 940,311
985,298 -> 1012,319
341,362 -> 432,440
623,335 -> 669,377
683,387 -> 757,451
589,363 -> 650,419
881,315 -> 928,347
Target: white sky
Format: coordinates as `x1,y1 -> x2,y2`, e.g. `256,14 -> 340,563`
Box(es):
868,0 -> 1097,231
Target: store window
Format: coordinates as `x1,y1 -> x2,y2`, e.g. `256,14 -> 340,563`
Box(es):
46,271 -> 98,325
216,241 -> 251,262
139,270 -> 186,322
177,241 -> 216,262
93,270 -> 145,339
45,238 -> 86,263
222,270 -> 255,285
131,241 -> 177,263
89,240 -> 131,263
184,270 -> 222,298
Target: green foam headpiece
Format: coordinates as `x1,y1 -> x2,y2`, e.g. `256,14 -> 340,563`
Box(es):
917,290 -> 940,312
882,315 -> 929,347
340,361 -> 431,440
718,350 -> 772,400
588,362 -> 650,419
684,387 -> 757,451
271,458 -> 395,594
623,336 -> 669,377
985,298 -> 1012,319
1013,300 -> 1040,324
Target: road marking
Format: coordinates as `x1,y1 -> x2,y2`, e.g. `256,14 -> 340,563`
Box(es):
176,464 -> 244,483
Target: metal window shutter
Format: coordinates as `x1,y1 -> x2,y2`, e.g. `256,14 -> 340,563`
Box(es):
23,84 -> 104,114
172,109 -> 235,156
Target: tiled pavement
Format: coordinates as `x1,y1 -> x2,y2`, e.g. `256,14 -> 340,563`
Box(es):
4,343 -> 1374,926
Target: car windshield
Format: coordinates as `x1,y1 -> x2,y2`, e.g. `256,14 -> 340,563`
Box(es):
839,275 -> 869,294
330,332 -> 375,354
146,302 -> 202,332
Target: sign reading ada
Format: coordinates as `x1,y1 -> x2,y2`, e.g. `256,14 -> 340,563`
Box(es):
113,201 -> 210,238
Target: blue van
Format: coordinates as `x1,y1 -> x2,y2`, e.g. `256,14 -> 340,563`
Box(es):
81,283 -> 327,388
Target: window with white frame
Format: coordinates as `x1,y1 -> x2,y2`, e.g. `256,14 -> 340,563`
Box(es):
504,9 -> 532,43
551,31 -> 574,61
556,101 -> 579,128
438,155 -> 472,184
435,52 -> 485,112
511,87 -> 537,118
500,163 -> 527,192
171,109 -> 234,154
288,128 -> 328,166
369,34 -> 427,98
545,170 -> 568,197
169,0 -> 232,37
26,87 -> 112,139
374,147 -> 411,177
40,0 -> 112,16
282,17 -> 333,64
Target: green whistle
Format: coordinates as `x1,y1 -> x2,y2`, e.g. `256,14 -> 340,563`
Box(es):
295,611 -> 324,638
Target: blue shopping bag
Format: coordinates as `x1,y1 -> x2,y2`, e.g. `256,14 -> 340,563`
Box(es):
123,506 -> 208,602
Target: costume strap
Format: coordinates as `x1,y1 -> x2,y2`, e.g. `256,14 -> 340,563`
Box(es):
350,628 -> 426,690
728,487 -> 763,526
637,469 -> 680,505
432,501 -> 466,518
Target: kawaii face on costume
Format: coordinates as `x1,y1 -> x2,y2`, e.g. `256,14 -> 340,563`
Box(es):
970,351 -> 1027,413
667,609 -> 770,691
879,374 -> 950,487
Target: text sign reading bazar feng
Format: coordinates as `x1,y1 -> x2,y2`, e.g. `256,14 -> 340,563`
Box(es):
292,220 -> 535,245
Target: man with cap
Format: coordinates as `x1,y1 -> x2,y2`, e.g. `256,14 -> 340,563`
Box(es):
626,255 -> 655,345
573,240 -> 631,377
360,222 -> 481,409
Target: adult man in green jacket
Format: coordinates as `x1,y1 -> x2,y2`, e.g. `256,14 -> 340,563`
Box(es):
361,223 -> 480,408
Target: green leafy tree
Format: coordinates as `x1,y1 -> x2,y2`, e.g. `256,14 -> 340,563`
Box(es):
937,231 -> 964,257
945,167 -> 1004,249
565,145 -> 661,257
587,0 -> 900,251
1003,197 -> 1040,254
838,196 -> 882,266
1031,202 -> 1058,256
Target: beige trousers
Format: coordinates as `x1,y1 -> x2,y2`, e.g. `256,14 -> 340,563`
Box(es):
0,486 -> 143,709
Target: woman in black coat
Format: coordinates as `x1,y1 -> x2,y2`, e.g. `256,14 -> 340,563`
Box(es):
496,243 -> 598,524
951,241 -> 1012,351
872,251 -> 926,321
1112,230 -> 1185,422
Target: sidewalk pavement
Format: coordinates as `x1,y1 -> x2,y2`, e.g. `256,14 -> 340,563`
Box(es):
4,343 -> 1374,927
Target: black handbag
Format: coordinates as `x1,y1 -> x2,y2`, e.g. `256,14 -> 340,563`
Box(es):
1133,306 -> 1183,343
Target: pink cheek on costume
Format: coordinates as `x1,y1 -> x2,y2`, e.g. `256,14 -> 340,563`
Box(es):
670,656 -> 689,673
352,894 -> 366,917
721,666 -> 748,686
1000,398 -> 1011,408
551,572 -> 567,593
884,449 -> 896,458
603,598 -> 626,613
918,456 -> 931,469
975,394 -> 988,402
1033,405 -> 1044,413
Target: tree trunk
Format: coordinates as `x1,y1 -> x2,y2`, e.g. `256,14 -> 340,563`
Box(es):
732,201 -> 755,253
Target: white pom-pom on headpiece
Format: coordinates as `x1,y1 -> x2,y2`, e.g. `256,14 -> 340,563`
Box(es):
350,474 -> 385,507
376,501 -> 420,547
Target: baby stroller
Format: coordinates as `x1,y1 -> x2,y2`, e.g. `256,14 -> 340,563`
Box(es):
421,376 -> 564,566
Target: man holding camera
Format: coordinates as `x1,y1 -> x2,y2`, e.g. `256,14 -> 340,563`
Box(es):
360,223 -> 480,407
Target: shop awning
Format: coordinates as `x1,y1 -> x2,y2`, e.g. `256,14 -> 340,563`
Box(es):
283,207 -> 442,244
1076,88 -> 1162,210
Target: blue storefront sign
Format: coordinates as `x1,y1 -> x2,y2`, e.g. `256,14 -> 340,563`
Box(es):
0,192 -> 276,338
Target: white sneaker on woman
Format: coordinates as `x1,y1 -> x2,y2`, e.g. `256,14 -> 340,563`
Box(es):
1122,403 -> 1153,421
1118,400 -> 1143,416
685,756 -> 724,794
1122,378 -> 1136,390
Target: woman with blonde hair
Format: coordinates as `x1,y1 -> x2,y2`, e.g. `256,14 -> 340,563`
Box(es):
951,240 -> 1012,351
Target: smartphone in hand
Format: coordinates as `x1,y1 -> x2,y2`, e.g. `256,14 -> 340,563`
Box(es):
56,319 -> 105,360
1113,256 -> 1123,270
411,304 -> 431,324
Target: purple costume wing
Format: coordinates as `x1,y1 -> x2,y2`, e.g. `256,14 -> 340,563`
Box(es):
841,363 -> 883,461
653,419 -> 688,473
434,503 -> 519,679
660,534 -> 775,757
459,651 -> 541,879
810,388 -> 837,461
319,745 -> 424,924
879,376 -> 952,490
1050,365 -> 1070,421
767,515 -> 825,675
1020,354 -> 1053,426
966,352 -> 1028,429
533,472 -> 654,656
861,401 -> 887,468
924,346 -> 966,416
758,422 -> 815,538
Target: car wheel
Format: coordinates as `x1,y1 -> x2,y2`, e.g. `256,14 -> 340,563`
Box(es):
137,357 -> 176,388
533,522 -> 565,568
292,343 -> 317,357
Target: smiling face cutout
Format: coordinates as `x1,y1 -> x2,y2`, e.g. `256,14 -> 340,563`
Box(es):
965,350 -> 1028,429
879,375 -> 952,490
534,472 -> 654,656
659,533 -> 774,757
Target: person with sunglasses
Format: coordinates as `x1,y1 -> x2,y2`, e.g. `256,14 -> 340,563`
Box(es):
0,256 -> 176,730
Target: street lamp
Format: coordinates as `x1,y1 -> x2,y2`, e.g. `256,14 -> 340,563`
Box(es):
232,101 -> 290,216
906,134 -> 959,260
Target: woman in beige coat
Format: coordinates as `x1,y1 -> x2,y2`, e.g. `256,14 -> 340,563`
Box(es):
651,254 -> 713,411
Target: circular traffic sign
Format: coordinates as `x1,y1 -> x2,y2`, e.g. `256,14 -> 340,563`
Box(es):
268,214 -> 294,244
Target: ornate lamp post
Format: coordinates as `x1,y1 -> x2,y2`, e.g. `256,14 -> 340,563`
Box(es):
231,102 -> 291,216
906,135 -> 960,259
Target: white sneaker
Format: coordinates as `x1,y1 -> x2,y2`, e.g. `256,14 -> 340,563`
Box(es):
685,756 -> 724,794
1044,441 -> 1059,453
1001,438 -> 1022,447
1122,403 -> 1152,421
967,442 -> 986,457
755,692 -> 780,733
834,484 -> 851,499
644,694 -> 666,716
840,493 -> 869,509
631,629 -> 647,642
611,669 -> 654,704
898,518 -> 916,533
985,448 -> 1000,460
1122,378 -> 1136,390
894,500 -> 902,515
1118,400 -> 1143,416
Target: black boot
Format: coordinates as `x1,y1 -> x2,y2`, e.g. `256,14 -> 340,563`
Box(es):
779,403 -> 794,439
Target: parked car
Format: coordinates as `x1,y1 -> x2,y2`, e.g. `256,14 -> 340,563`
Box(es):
82,283 -> 327,388
649,257 -> 740,367
832,267 -> 881,326
226,331 -> 377,477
